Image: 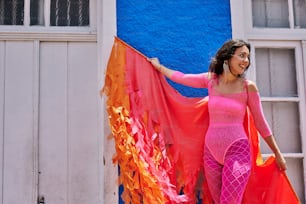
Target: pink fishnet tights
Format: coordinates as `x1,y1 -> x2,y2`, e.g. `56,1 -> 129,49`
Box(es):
203,139 -> 251,204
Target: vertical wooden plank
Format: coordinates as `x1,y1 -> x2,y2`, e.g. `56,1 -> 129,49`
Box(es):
3,41 -> 35,204
230,0 -> 247,40
288,0 -> 294,29
301,41 -> 306,201
44,0 -> 51,27
99,0 -> 118,202
0,41 -> 4,204
39,42 -> 68,204
24,0 -> 30,26
67,42 -> 99,204
32,40 -> 40,204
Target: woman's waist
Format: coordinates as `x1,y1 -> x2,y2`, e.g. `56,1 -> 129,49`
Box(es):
209,123 -> 244,127
206,124 -> 248,141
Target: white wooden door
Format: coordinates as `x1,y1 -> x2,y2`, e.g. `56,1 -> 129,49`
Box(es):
38,42 -> 100,204
0,40 -> 100,204
0,0 -> 118,203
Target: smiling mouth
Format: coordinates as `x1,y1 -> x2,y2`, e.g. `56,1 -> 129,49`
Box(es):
240,65 -> 246,70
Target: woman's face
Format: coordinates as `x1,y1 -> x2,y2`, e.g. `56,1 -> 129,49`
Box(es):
228,45 -> 250,76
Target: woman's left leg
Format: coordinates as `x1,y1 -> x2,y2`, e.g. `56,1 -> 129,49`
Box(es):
220,139 -> 251,204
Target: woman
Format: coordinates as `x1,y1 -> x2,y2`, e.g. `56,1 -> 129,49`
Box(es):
148,39 -> 287,204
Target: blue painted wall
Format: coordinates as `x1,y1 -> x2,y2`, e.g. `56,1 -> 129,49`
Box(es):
116,1 -> 232,203
117,1 -> 232,97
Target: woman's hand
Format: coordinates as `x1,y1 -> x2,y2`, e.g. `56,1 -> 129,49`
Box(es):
147,57 -> 161,71
263,135 -> 287,171
147,57 -> 175,78
275,153 -> 287,171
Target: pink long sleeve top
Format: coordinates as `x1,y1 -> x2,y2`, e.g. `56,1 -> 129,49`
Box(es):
170,71 -> 272,164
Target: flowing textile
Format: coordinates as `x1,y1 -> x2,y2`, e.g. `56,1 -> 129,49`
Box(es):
102,37 -> 300,204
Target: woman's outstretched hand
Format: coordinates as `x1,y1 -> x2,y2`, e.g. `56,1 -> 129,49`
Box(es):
147,57 -> 161,71
147,58 -> 175,78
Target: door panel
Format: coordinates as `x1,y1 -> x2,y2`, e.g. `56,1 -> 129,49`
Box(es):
39,42 -> 69,203
2,41 -> 36,204
39,42 -> 99,204
0,41 -> 4,204
262,102 -> 301,153
66,43 -> 99,203
255,48 -> 297,97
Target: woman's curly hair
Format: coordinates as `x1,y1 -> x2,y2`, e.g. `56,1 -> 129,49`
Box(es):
209,39 -> 251,77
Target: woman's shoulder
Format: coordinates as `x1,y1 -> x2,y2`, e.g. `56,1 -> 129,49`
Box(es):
245,79 -> 259,92
206,72 -> 217,80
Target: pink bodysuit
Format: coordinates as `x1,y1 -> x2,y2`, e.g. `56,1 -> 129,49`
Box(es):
170,71 -> 272,204
170,71 -> 271,162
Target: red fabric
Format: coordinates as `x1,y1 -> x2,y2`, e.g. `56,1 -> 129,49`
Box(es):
103,37 -> 300,204
243,111 -> 300,204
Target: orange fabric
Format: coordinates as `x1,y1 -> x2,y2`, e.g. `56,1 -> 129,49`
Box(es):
103,37 -> 300,204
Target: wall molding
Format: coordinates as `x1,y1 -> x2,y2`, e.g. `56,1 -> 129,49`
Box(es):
0,32 -> 97,42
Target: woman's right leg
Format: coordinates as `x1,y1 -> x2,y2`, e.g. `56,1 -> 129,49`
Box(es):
220,139 -> 251,204
204,146 -> 223,204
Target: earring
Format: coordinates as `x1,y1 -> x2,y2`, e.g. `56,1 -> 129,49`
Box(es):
223,61 -> 229,70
